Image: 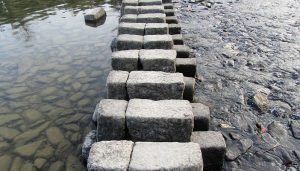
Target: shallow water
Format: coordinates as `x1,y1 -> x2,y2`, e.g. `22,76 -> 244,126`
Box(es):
0,0 -> 119,170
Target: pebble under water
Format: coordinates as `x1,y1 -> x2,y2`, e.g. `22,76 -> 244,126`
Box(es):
0,0 -> 120,170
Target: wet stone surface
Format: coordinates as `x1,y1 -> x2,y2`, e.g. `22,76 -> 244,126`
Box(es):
175,0 -> 300,170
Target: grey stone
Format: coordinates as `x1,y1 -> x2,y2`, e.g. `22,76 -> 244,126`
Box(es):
14,140 -> 44,157
119,23 -> 145,35
191,131 -> 226,171
143,35 -> 173,49
126,99 -> 194,141
291,120 -> 300,139
84,7 -> 106,21
123,6 -> 139,15
139,0 -> 162,6
145,23 -> 168,35
116,34 -> 143,50
139,49 -> 176,72
128,142 -> 203,171
106,70 -> 129,99
112,50 -> 139,71
172,34 -> 183,44
122,0 -> 138,6
225,138 -> 253,161
46,127 -> 65,145
97,99 -> 128,140
168,23 -> 181,34
137,13 -> 166,23
163,3 -> 173,9
176,58 -> 196,77
253,91 -> 269,112
127,71 -> 185,100
166,16 -> 178,24
183,77 -> 195,102
120,14 -> 137,23
164,9 -> 175,16
139,5 -> 165,14
82,130 -> 97,160
87,141 -> 134,171
267,121 -> 288,142
173,45 -> 191,58
162,0 -> 172,3
191,103 -> 210,131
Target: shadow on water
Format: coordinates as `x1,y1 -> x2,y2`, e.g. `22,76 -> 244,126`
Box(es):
0,0 -> 120,170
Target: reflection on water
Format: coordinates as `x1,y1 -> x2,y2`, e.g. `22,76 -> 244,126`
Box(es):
0,0 -> 120,170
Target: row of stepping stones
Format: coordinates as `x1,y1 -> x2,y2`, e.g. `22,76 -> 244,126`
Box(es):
81,0 -> 226,170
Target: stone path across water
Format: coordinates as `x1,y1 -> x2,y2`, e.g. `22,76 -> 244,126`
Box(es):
82,0 -> 227,170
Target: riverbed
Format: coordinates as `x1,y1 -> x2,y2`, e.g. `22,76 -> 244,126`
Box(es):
176,0 -> 300,170
0,0 -> 119,170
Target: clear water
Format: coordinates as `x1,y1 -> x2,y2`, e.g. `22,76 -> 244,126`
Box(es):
0,0 -> 119,170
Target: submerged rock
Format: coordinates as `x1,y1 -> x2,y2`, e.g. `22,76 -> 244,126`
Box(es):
35,145 -> 55,158
0,155 -> 12,171
10,157 -> 23,171
0,127 -> 20,140
0,142 -> 10,151
14,121 -> 50,145
34,158 -> 46,169
14,140 -> 44,157
0,114 -> 21,126
81,130 -> 97,160
46,127 -> 65,145
48,161 -> 64,171
24,109 -> 43,122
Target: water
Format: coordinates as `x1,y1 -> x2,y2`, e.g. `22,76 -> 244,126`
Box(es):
0,0 -> 120,170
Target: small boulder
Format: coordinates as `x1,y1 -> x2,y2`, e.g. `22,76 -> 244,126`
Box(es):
84,7 -> 106,22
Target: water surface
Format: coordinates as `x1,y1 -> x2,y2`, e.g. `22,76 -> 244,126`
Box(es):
0,0 -> 119,170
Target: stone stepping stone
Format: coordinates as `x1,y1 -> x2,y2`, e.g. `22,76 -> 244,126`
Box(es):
112,50 -> 139,71
120,14 -> 137,23
126,99 -> 194,142
87,141 -> 134,171
166,16 -> 178,24
173,45 -> 191,58
163,3 -> 173,9
118,23 -> 146,35
191,103 -> 210,131
129,142 -> 203,171
183,77 -> 195,102
191,131 -> 226,171
137,13 -> 166,23
106,70 -> 129,99
139,49 -> 176,72
123,6 -> 139,15
140,5 -> 165,14
96,99 -> 128,140
164,9 -> 175,16
139,0 -> 162,6
176,58 -> 196,77
122,0 -> 139,6
84,7 -> 106,22
143,35 -> 173,49
126,71 -> 184,100
116,34 -> 144,50
168,23 -> 181,35
172,34 -> 183,44
145,23 -> 169,35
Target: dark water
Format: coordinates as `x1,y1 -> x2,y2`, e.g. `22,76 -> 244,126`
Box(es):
0,0 -> 119,170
